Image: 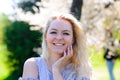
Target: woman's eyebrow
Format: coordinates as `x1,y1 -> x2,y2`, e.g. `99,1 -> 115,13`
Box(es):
50,28 -> 71,32
63,30 -> 71,32
50,28 -> 57,31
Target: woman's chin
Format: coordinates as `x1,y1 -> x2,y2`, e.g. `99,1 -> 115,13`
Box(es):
53,50 -> 64,54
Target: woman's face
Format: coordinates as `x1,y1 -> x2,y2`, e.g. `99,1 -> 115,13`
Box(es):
45,19 -> 73,54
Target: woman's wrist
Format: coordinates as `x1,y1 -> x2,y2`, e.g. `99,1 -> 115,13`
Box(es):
52,67 -> 63,80
52,66 -> 61,74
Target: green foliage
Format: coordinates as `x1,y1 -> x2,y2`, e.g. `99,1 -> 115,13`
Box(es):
17,0 -> 41,14
0,44 -> 10,80
0,14 -> 12,80
3,21 -> 42,80
0,14 -> 11,44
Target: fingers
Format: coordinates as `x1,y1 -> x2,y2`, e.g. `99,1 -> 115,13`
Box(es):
64,45 -> 73,58
64,50 -> 67,57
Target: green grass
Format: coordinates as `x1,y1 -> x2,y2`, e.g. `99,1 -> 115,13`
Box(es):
90,46 -> 120,80
93,60 -> 120,80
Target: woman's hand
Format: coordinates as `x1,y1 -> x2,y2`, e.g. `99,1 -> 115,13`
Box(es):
52,45 -> 73,73
52,45 -> 73,80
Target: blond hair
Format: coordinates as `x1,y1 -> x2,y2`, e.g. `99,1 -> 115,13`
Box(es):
41,13 -> 92,79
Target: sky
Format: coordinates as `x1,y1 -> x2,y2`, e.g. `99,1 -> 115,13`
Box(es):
0,0 -> 14,15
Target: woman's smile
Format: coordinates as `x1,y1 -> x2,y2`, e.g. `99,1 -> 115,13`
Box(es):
53,43 -> 65,46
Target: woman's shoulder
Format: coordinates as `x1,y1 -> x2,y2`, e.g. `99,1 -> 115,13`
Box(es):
24,57 -> 41,67
24,57 -> 42,65
22,57 -> 41,78
25,57 -> 37,63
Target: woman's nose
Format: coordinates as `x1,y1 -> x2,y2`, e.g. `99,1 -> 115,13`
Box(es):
56,34 -> 63,39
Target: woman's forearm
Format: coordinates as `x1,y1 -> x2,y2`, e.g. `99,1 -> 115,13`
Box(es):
52,68 -> 64,80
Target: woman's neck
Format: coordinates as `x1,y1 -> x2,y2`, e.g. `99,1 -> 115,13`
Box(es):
45,52 -> 63,72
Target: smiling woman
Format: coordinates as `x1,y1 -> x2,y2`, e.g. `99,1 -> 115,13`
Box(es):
19,13 -> 92,80
46,19 -> 73,55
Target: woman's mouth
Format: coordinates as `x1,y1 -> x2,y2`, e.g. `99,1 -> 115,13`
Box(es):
53,43 -> 65,46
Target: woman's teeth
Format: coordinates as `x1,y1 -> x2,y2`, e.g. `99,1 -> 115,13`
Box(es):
54,43 -> 64,46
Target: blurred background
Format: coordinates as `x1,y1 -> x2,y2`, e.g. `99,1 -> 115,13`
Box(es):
0,0 -> 120,80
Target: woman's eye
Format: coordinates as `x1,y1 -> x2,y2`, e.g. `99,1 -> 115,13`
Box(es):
63,33 -> 70,35
50,32 -> 56,34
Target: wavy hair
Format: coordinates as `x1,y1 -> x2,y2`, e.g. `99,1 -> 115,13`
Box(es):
41,13 -> 92,79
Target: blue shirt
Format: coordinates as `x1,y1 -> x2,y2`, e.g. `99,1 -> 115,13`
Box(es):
18,57 -> 90,80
